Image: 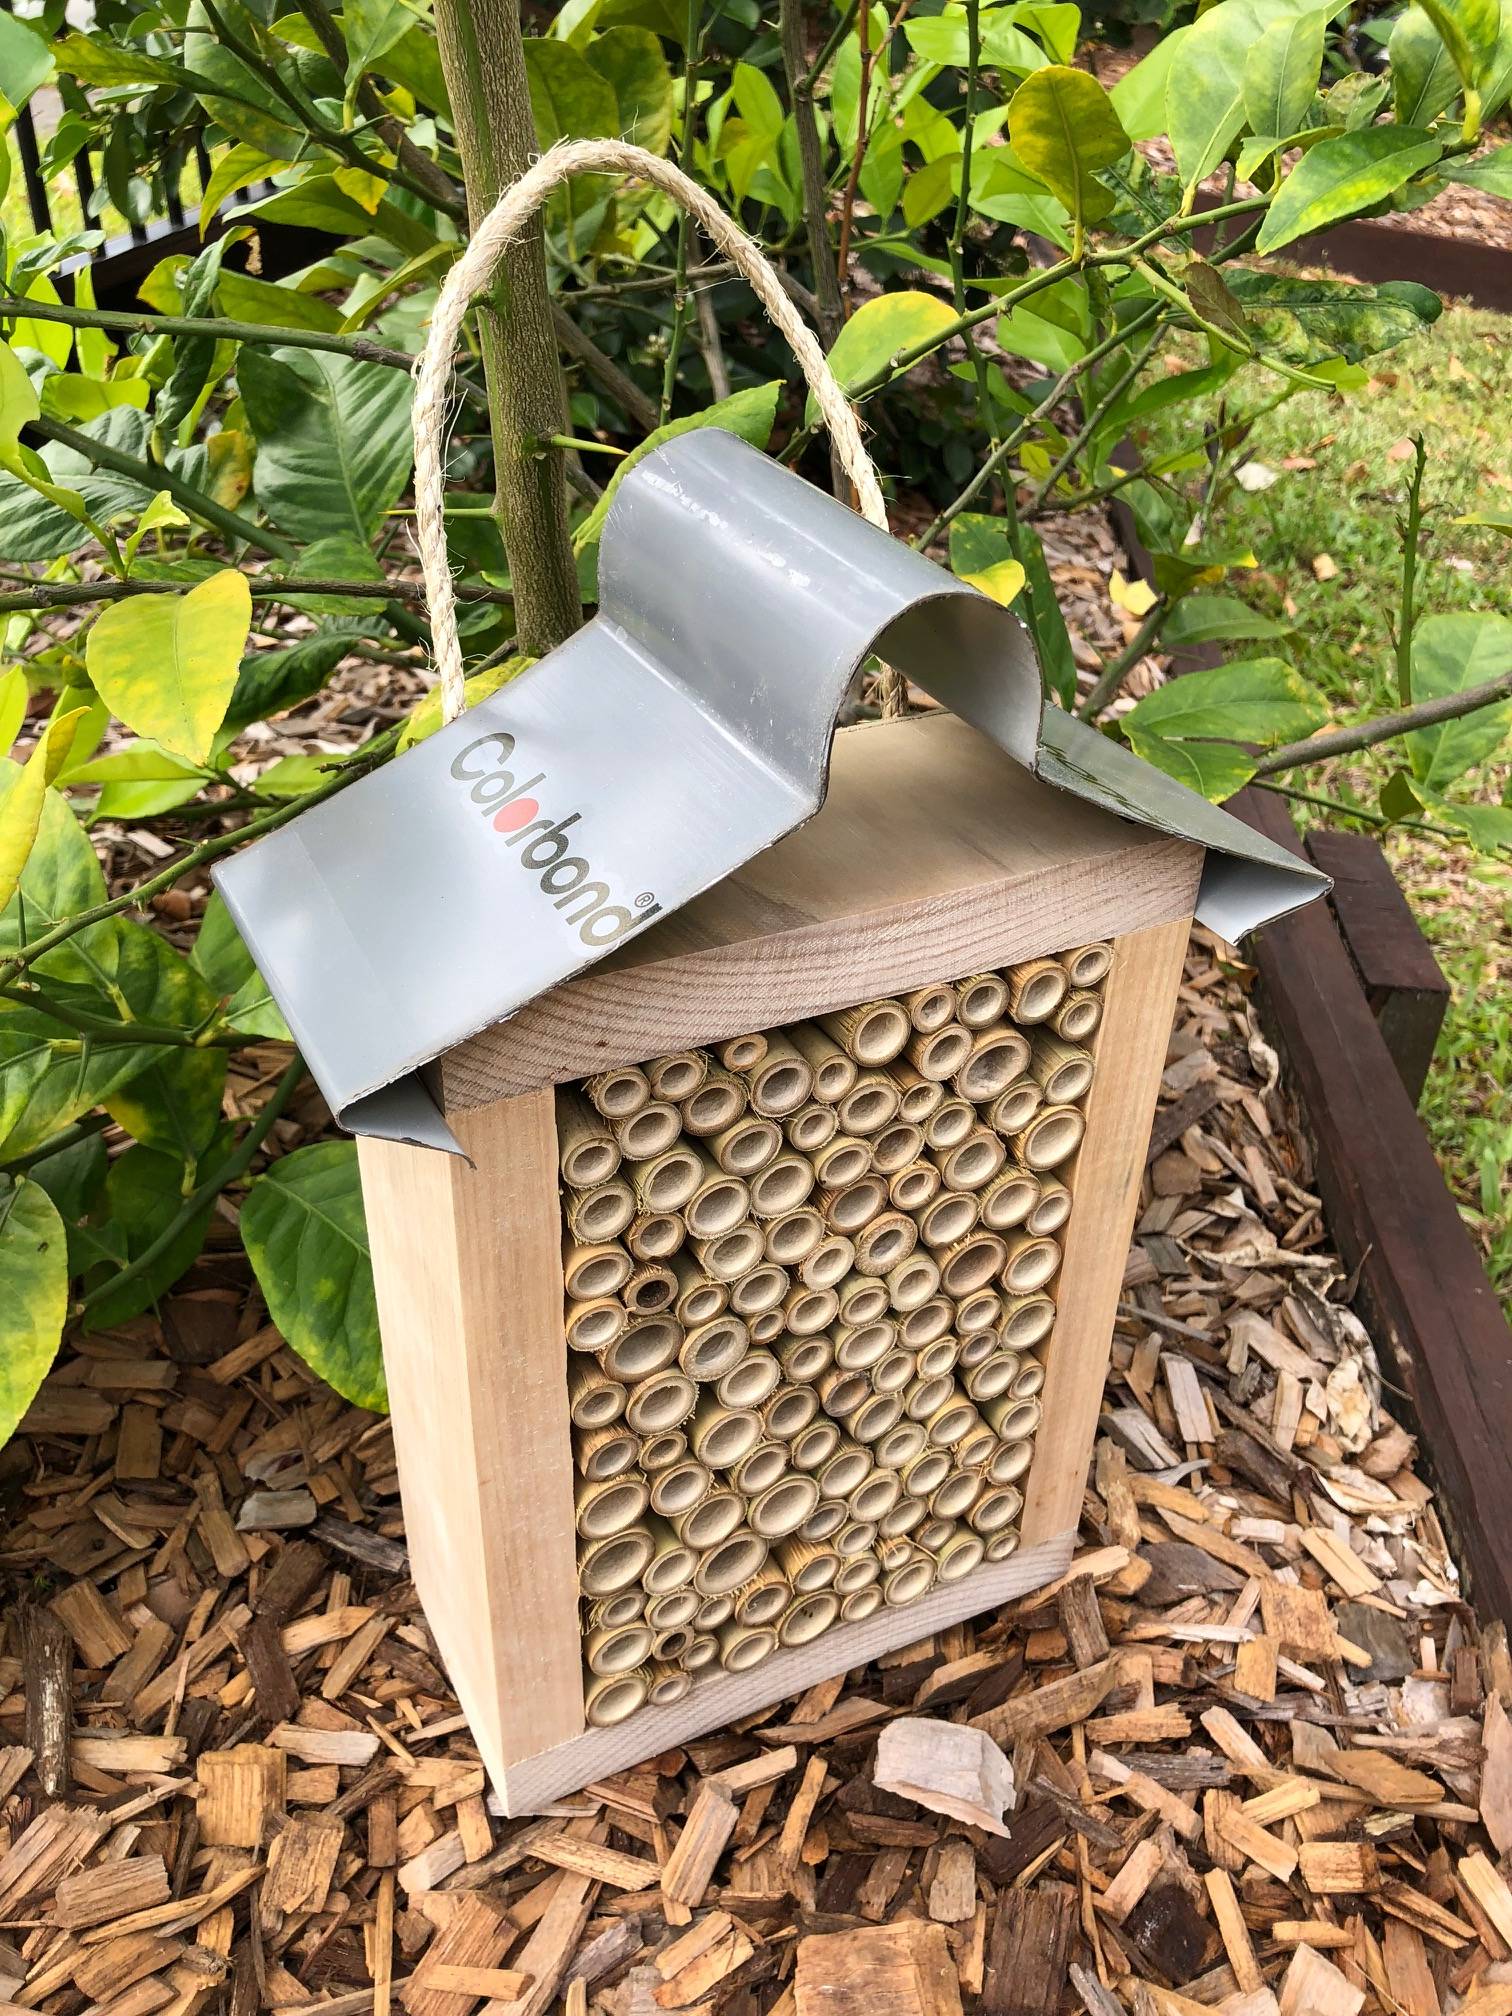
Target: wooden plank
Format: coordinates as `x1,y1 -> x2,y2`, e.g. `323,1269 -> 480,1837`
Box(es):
358,1090 -> 586,1779
796,1921 -> 964,2016
439,715 -> 1203,1107
1023,914 -> 1193,1545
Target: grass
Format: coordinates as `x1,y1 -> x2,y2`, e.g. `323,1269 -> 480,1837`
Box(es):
1139,294 -> 1512,1310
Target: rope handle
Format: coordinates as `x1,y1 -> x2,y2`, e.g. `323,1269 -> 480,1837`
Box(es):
411,137 -> 905,727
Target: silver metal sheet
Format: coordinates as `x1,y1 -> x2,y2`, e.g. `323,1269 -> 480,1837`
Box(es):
215,428 -> 1325,1148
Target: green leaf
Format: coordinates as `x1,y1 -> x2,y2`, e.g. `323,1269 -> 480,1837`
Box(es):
575,385 -> 783,561
241,1141 -> 386,1411
200,143 -> 281,227
587,26 -> 673,154
1162,594 -> 1290,647
1406,612 -> 1512,791
1167,1 -> 1264,190
40,375 -> 151,426
1110,24 -> 1191,140
0,1001 -> 156,1161
0,773 -> 112,994
1419,790 -> 1512,852
0,12 -> 53,112
904,153 -> 961,229
1243,8 -> 1328,143
80,1132 -> 228,1331
216,268 -> 346,333
1391,5 -> 1464,125
399,654 -> 535,752
1256,126 -> 1444,253
524,36 -> 619,148
344,0 -> 415,88
52,32 -> 188,88
1445,145 -> 1512,194
1126,731 -> 1257,800
238,346 -> 414,547
1416,0 -> 1501,89
1019,525 -> 1079,708
1008,66 -> 1130,232
225,631 -> 353,733
102,922 -> 228,1158
1122,657 -> 1326,745
192,893 -> 294,1041
86,571 -> 252,765
1223,271 -> 1442,363
0,1180 -> 67,1446
0,707 -> 89,911
0,342 -> 39,454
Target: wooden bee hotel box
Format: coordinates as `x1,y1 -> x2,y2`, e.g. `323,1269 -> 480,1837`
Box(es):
216,430 -> 1322,1813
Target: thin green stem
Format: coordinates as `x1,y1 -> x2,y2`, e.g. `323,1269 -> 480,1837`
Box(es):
0,295 -> 419,370
1024,328 -> 1162,516
1252,667 -> 1512,779
1396,431 -> 1427,707
660,0 -> 705,422
0,982 -> 246,1048
1,1112 -> 112,1176
1254,779 -> 1458,844
0,575 -> 511,615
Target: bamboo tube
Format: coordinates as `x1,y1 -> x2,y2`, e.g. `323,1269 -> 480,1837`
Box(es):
612,1100 -> 682,1161
874,1418 -> 927,1470
1029,1031 -> 1094,1106
601,1317 -> 680,1383
669,1255 -> 728,1328
623,1261 -> 678,1316
988,1437 -> 1034,1486
813,1135 -> 873,1190
625,1143 -> 702,1214
901,1446 -> 951,1499
587,1590 -> 644,1630
915,1336 -> 960,1381
1011,1358 -> 1046,1399
684,1630 -> 721,1669
1053,988 -> 1103,1042
710,1113 -> 782,1177
750,1473 -> 821,1539
817,1439 -> 872,1501
781,1282 -> 840,1337
626,1211 -> 686,1261
886,1058 -> 947,1122
933,1128 -> 1007,1195
716,1349 -> 781,1412
899,1296 -> 952,1348
924,1096 -> 975,1151
964,1349 -> 1022,1403
762,1383 -> 819,1441
871,1347 -> 915,1396
785,1022 -> 859,1103
789,1418 -> 841,1472
939,1231 -> 1008,1298
1001,1230 -> 1062,1294
767,1207 -> 825,1268
988,1080 -> 1042,1140
584,1668 -> 649,1727
585,1065 -> 651,1120
697,1528 -> 770,1598
883,1554 -> 936,1608
563,1237 -> 633,1302
969,1483 -> 1023,1535
584,1621 -> 654,1676
934,1528 -> 986,1583
1000,1292 -> 1056,1351
818,1366 -> 870,1421
904,1371 -> 955,1423
750,1308 -> 784,1344
648,1457 -> 711,1518
835,1071 -> 900,1137
1063,941 -> 1113,988
575,1423 -> 639,1480
834,1318 -> 896,1372
1006,957 -> 1069,1025
556,1090 -> 624,1190
880,1493 -> 928,1538
717,1031 -> 768,1072
956,1027 -> 1033,1106
673,1489 -> 744,1552
728,1263 -> 789,1318
647,1050 -> 708,1102
885,1251 -> 942,1313
695,1223 -> 765,1281
916,1514 -> 955,1553
778,1332 -> 834,1384
849,1468 -> 901,1523
786,1101 -> 839,1154
924,1393 -> 980,1449
956,1329 -> 995,1370
841,1585 -> 883,1622
854,1211 -> 917,1278
649,1622 -> 694,1662
888,1159 -> 940,1217
958,1422 -> 997,1470
956,972 -> 1011,1029
730,1440 -> 788,1497
717,1621 -> 778,1671
985,1528 -> 1022,1563
683,1147 -> 752,1239
749,1153 -> 816,1220
819,998 -> 910,1067
835,1551 -> 881,1595
579,1527 -> 655,1596
911,1185 -> 983,1249
732,1568 -> 791,1626
978,1165 -> 1040,1235
638,1430 -> 689,1474
870,1120 -> 926,1178
777,1537 -> 840,1591
954,1286 -> 1003,1336
680,1064 -> 746,1138
695,1593 -> 735,1632
565,1296 -> 627,1355
929,1469 -> 982,1521
779,1590 -> 839,1647
565,1177 -> 635,1244
690,1394 -> 761,1470
904,1022 -> 972,1082
983,1394 -> 1043,1442
835,1516 -> 879,1559
849,1391 -> 903,1445
625,1371 -> 698,1437
799,1499 -> 847,1542
747,1031 -> 815,1117
678,1314 -> 749,1383
568,1356 -> 628,1429
836,1271 -> 891,1327
571,1473 -> 649,1543
1027,1180 -> 1071,1236
903,982 -> 957,1033
647,1661 -> 693,1707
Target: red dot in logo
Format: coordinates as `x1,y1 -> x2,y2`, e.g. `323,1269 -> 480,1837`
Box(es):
493,798 -> 539,833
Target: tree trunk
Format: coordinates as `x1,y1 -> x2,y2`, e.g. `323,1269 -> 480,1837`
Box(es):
434,0 -> 581,657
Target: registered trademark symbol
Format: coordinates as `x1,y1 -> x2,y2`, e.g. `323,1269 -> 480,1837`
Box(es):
635,891 -> 656,907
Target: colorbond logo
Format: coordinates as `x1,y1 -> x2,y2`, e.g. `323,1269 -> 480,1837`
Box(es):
451,731 -> 662,947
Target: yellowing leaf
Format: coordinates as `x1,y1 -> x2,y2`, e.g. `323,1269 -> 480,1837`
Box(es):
1110,568 -> 1158,616
398,655 -> 536,752
1008,66 -> 1130,236
960,558 -> 1026,608
0,705 -> 89,910
1312,552 -> 1339,580
86,572 -> 252,764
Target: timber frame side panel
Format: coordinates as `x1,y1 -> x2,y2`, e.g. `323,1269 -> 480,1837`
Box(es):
359,911 -> 1195,1812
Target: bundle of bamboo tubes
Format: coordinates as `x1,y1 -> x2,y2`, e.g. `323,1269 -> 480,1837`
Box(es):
561,946 -> 1110,1726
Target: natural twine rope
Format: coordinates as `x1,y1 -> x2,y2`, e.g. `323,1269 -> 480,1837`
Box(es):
411,137 -> 906,727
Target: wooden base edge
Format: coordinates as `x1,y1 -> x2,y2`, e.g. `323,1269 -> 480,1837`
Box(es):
484,1530 -> 1076,1814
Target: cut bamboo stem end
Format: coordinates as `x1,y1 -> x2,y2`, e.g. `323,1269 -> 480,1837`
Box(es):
819,998 -> 911,1066
1062,941 -> 1113,988
786,1022 -> 859,1101
585,1065 -> 651,1120
557,1088 -> 622,1187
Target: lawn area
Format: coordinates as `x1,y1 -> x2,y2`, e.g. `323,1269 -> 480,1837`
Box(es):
1141,290 -> 1512,1308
